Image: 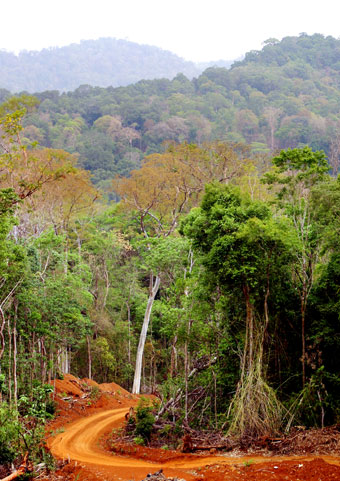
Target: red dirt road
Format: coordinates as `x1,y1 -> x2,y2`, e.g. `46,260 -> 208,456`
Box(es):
48,407 -> 198,480
48,406 -> 340,481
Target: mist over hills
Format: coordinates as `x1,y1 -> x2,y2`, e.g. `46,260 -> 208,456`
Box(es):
2,33 -> 340,188
0,37 -> 235,92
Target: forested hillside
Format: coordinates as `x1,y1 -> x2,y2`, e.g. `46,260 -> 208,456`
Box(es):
1,93 -> 340,447
1,33 -> 339,190
0,38 -> 201,92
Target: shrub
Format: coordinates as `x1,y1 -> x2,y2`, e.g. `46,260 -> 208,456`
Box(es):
133,436 -> 145,445
135,397 -> 155,441
90,386 -> 101,401
0,403 -> 20,464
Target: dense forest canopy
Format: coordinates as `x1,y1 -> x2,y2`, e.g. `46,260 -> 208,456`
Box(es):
1,33 -> 340,191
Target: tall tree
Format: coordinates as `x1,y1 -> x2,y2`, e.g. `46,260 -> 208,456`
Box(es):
182,182 -> 294,436
264,146 -> 329,386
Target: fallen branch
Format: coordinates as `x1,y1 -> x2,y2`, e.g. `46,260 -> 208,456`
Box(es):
155,355 -> 217,422
191,444 -> 229,451
0,453 -> 33,481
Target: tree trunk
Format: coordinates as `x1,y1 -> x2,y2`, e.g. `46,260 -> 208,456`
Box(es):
126,300 -> 131,364
301,297 -> 306,387
58,346 -> 70,374
40,338 -> 47,383
170,335 -> 178,377
243,284 -> 254,373
48,350 -> 53,384
103,261 -> 110,310
184,339 -> 188,422
213,370 -> 217,428
13,323 -> 17,408
7,317 -> 12,406
132,274 -> 160,394
261,267 -> 271,363
184,318 -> 193,423
0,306 -> 6,363
13,300 -> 18,408
86,335 -> 92,380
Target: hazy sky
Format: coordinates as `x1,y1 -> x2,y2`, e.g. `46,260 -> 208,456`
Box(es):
1,0 -> 340,62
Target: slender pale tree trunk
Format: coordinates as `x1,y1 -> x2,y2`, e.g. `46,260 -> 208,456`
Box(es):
126,300 -> 131,364
58,346 -> 69,374
48,350 -> 53,384
301,294 -> 307,387
13,329 -> 18,407
8,317 -> 12,406
30,333 -> 35,392
41,338 -> 47,383
13,301 -> 18,408
67,347 -> 71,373
86,335 -> 92,379
170,335 -> 178,378
184,339 -> 189,422
213,369 -> 217,429
103,261 -> 110,310
0,306 -> 6,364
184,318 -> 193,423
132,274 -> 160,394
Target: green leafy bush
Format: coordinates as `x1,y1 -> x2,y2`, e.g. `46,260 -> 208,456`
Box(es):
18,383 -> 54,420
90,386 -> 101,401
135,397 -> 155,441
0,403 -> 20,464
133,436 -> 145,445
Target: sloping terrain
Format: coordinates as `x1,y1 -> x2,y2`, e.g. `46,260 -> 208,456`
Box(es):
41,375 -> 340,481
0,38 -> 201,92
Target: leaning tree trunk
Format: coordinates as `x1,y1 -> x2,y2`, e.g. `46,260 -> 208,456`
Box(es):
132,274 -> 160,394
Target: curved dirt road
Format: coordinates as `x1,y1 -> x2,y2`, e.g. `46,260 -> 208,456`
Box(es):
48,407 -> 200,480
48,408 -> 340,480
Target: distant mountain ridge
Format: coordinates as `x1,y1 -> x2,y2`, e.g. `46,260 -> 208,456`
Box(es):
0,38 -> 234,92
3,33 -> 340,188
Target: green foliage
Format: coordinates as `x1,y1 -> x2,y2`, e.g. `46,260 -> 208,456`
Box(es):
264,147 -> 329,201
137,236 -> 189,278
135,397 -> 155,441
18,383 -> 54,420
0,188 -> 19,216
182,182 -> 292,296
0,403 -> 20,464
1,34 -> 339,184
89,386 -> 101,401
133,436 -> 145,445
90,337 -> 116,382
0,384 -> 55,467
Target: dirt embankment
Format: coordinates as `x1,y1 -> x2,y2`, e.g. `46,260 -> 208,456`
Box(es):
42,375 -> 340,481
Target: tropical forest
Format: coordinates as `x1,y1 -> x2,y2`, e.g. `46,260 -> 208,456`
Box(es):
1,33 -> 340,481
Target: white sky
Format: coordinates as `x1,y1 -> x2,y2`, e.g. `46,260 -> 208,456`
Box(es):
1,0 -> 340,62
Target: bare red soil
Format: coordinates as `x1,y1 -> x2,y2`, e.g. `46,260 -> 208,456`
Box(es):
41,375 -> 340,481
